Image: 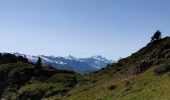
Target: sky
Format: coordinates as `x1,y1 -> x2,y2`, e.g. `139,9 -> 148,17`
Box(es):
0,0 -> 170,60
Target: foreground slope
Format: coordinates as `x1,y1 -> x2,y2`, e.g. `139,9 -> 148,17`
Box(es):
65,37 -> 170,100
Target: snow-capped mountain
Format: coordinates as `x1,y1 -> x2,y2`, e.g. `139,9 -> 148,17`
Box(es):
80,55 -> 113,69
13,53 -> 113,74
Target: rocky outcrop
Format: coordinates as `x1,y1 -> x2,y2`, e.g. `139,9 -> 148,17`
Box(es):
18,90 -> 45,100
134,58 -> 154,75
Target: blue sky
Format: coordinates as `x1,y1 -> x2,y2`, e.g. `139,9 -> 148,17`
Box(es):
0,0 -> 170,60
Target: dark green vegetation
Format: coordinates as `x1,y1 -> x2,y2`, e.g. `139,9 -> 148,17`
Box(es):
0,54 -> 82,100
1,33 -> 170,100
151,30 -> 162,42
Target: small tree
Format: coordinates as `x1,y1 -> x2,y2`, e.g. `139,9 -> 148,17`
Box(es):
36,57 -> 42,69
0,53 -> 2,59
0,53 -> 2,64
151,30 -> 162,41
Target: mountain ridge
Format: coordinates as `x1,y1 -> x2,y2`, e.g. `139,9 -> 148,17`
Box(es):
13,53 -> 113,74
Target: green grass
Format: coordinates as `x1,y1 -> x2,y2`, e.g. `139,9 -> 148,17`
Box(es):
66,66 -> 170,100
116,69 -> 170,100
17,72 -> 80,99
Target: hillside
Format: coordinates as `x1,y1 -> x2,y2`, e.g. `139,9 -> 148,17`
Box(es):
63,37 -> 170,100
0,54 -> 83,100
1,37 -> 170,100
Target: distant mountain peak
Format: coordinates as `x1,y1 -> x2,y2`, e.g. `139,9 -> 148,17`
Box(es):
90,55 -> 112,63
68,55 -> 76,58
92,55 -> 103,57
91,55 -> 105,59
13,52 -> 113,74
65,55 -> 79,61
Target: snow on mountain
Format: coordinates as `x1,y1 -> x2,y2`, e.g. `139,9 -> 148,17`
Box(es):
65,55 -> 79,61
91,55 -> 113,63
13,53 -> 113,74
80,55 -> 113,69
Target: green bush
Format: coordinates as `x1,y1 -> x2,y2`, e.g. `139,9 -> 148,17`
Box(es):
154,63 -> 170,75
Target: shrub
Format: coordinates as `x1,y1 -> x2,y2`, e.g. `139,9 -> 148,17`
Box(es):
154,63 -> 170,75
108,84 -> 116,91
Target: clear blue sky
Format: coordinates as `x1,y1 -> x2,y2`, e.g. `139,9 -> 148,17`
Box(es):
0,0 -> 170,60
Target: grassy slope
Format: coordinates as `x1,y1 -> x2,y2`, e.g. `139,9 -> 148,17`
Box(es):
64,37 -> 170,100
116,68 -> 170,100
66,64 -> 170,100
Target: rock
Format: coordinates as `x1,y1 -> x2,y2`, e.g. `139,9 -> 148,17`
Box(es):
165,53 -> 170,58
134,59 -> 153,74
18,90 -> 45,100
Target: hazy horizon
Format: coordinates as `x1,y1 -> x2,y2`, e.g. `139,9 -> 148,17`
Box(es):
0,0 -> 170,60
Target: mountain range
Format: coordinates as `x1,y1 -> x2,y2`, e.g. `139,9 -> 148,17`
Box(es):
14,53 -> 113,74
